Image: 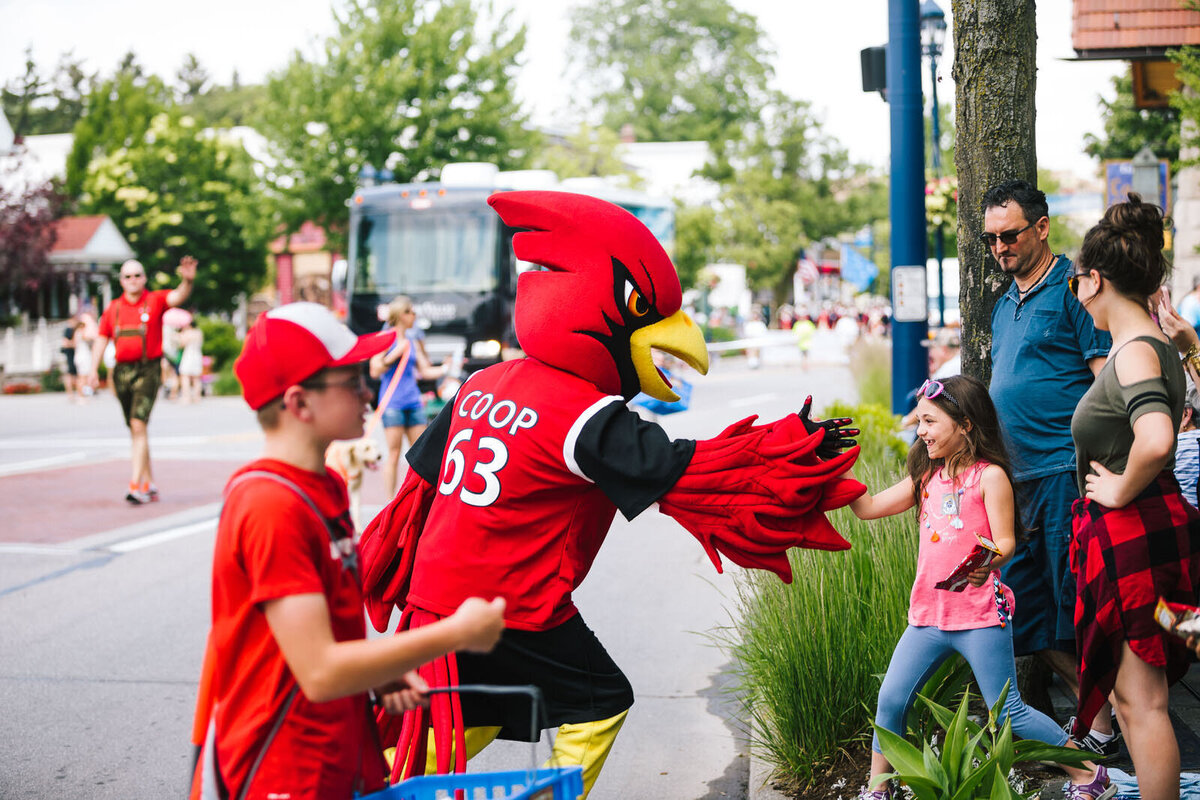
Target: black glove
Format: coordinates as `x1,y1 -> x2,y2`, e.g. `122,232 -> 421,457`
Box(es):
798,395 -> 859,460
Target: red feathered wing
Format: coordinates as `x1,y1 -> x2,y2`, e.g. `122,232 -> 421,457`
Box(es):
658,414 -> 867,581
360,467 -> 437,633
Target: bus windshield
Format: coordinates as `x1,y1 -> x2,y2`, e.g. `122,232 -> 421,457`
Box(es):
353,208 -> 499,294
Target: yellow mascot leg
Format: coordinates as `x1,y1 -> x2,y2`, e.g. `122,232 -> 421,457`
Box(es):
545,710 -> 628,798
423,725 -> 502,774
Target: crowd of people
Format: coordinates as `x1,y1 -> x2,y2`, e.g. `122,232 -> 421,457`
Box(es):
855,182 -> 1200,800
59,179 -> 1200,798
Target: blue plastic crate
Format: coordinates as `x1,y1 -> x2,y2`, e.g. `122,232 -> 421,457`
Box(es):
359,765 -> 583,800
631,375 -> 693,416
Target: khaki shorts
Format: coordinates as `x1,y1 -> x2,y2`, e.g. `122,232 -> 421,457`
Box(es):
113,359 -> 162,426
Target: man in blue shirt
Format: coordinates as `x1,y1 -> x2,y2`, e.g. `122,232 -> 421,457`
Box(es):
985,180 -> 1115,752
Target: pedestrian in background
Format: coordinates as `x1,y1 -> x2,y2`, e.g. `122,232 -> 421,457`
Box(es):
982,180 -> 1117,753
177,319 -> 205,404
87,256 -> 196,505
1067,193 -> 1200,800
369,296 -> 449,498
1173,385 -> 1200,509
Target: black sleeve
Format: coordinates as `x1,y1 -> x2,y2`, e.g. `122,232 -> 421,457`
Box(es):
405,400 -> 453,484
574,402 -> 696,521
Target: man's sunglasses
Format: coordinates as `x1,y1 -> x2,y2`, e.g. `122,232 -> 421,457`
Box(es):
919,378 -> 959,408
978,222 -> 1035,248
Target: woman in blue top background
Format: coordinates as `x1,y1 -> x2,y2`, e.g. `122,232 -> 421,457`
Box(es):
370,296 -> 448,497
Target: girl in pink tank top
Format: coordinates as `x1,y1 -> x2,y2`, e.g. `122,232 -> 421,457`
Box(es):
841,375 -> 1111,800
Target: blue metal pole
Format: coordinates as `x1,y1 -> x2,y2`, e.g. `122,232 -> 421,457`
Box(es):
930,50 -> 945,328
889,0 -> 929,415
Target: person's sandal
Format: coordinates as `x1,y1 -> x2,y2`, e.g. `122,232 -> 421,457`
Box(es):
858,780 -> 894,800
1065,764 -> 1117,800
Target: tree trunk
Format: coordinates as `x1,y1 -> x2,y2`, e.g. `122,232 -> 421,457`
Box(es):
951,0 -> 1038,384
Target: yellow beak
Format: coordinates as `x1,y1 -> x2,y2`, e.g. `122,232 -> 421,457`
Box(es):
629,310 -> 710,402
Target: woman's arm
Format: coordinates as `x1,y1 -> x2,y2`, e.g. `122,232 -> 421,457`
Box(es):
972,464 -> 1016,585
1084,341 -> 1175,508
412,343 -> 448,381
842,471 -> 915,520
369,340 -> 411,379
1158,289 -> 1200,385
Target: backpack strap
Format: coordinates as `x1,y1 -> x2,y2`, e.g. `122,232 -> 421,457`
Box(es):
192,469 -> 355,798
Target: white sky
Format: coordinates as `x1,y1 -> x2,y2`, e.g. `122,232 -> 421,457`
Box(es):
1,0 -> 1122,181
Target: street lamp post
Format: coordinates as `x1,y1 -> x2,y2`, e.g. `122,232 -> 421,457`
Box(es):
887,0 -> 929,417
920,0 -> 947,328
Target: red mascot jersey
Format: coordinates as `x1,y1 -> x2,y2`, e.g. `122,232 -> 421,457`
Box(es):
405,358 -> 693,631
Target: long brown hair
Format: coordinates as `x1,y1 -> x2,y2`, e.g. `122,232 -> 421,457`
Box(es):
906,374 -> 1023,534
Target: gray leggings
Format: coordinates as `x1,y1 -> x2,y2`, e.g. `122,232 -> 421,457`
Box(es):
872,623 -> 1069,753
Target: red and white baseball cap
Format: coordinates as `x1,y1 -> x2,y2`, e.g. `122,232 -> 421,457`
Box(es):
235,302 -> 395,409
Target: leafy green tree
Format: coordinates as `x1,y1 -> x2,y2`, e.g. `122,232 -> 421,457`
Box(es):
673,203 -> 719,290
78,113 -> 268,312
567,0 -> 773,178
257,0 -> 537,249
1171,44 -> 1200,169
2,50 -> 95,138
533,124 -> 640,183
718,94 -> 888,303
1084,73 -> 1181,169
1,50 -> 49,140
180,69 -> 267,128
65,55 -> 171,197
175,53 -> 210,103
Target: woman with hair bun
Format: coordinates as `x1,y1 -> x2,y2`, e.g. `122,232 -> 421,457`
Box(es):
1069,193 -> 1200,799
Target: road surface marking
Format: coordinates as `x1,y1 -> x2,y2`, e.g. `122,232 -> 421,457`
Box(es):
0,452 -> 86,476
108,519 -> 217,553
0,543 -> 86,556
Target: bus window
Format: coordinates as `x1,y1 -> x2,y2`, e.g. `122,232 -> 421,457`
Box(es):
353,209 -> 500,294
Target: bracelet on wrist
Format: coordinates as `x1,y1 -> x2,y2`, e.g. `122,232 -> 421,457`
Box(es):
1189,354 -> 1200,375
1185,342 -> 1200,362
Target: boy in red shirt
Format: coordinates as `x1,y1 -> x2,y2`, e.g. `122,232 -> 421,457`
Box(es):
191,302 -> 505,800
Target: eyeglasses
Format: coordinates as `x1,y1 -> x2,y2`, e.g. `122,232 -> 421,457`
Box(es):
919,378 -> 959,408
120,272 -> 145,280
978,222 -> 1035,248
300,375 -> 368,394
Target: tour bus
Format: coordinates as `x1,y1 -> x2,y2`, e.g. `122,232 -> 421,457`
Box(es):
339,162 -> 675,372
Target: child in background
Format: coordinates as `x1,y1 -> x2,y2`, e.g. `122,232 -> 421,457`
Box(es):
844,374 -> 1111,800
190,303 -> 505,800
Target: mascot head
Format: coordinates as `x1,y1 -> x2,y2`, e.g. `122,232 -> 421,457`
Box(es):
487,191 -> 708,401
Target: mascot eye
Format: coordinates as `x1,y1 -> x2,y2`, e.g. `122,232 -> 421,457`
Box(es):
623,281 -> 650,318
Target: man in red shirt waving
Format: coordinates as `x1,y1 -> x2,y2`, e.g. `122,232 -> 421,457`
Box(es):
87,256 -> 196,504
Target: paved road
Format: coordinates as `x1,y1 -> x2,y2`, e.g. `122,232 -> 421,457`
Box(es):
0,349 -> 857,799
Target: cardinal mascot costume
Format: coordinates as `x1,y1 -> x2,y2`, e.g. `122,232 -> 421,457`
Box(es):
360,190 -> 865,796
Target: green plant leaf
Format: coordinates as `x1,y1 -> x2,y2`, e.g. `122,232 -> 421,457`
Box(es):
1012,740 -> 1097,765
988,763 -> 1021,800
875,725 -> 934,778
923,741 -> 950,789
941,690 -> 973,781
948,759 -> 994,800
959,729 -> 989,782
992,719 -> 1015,777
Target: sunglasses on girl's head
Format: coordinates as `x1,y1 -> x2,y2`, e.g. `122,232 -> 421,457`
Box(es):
919,378 -> 959,408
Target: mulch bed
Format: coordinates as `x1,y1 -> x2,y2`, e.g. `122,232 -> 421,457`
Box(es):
768,744 -> 1064,799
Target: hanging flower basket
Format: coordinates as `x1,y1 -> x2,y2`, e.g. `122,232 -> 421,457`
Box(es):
925,176 -> 958,229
